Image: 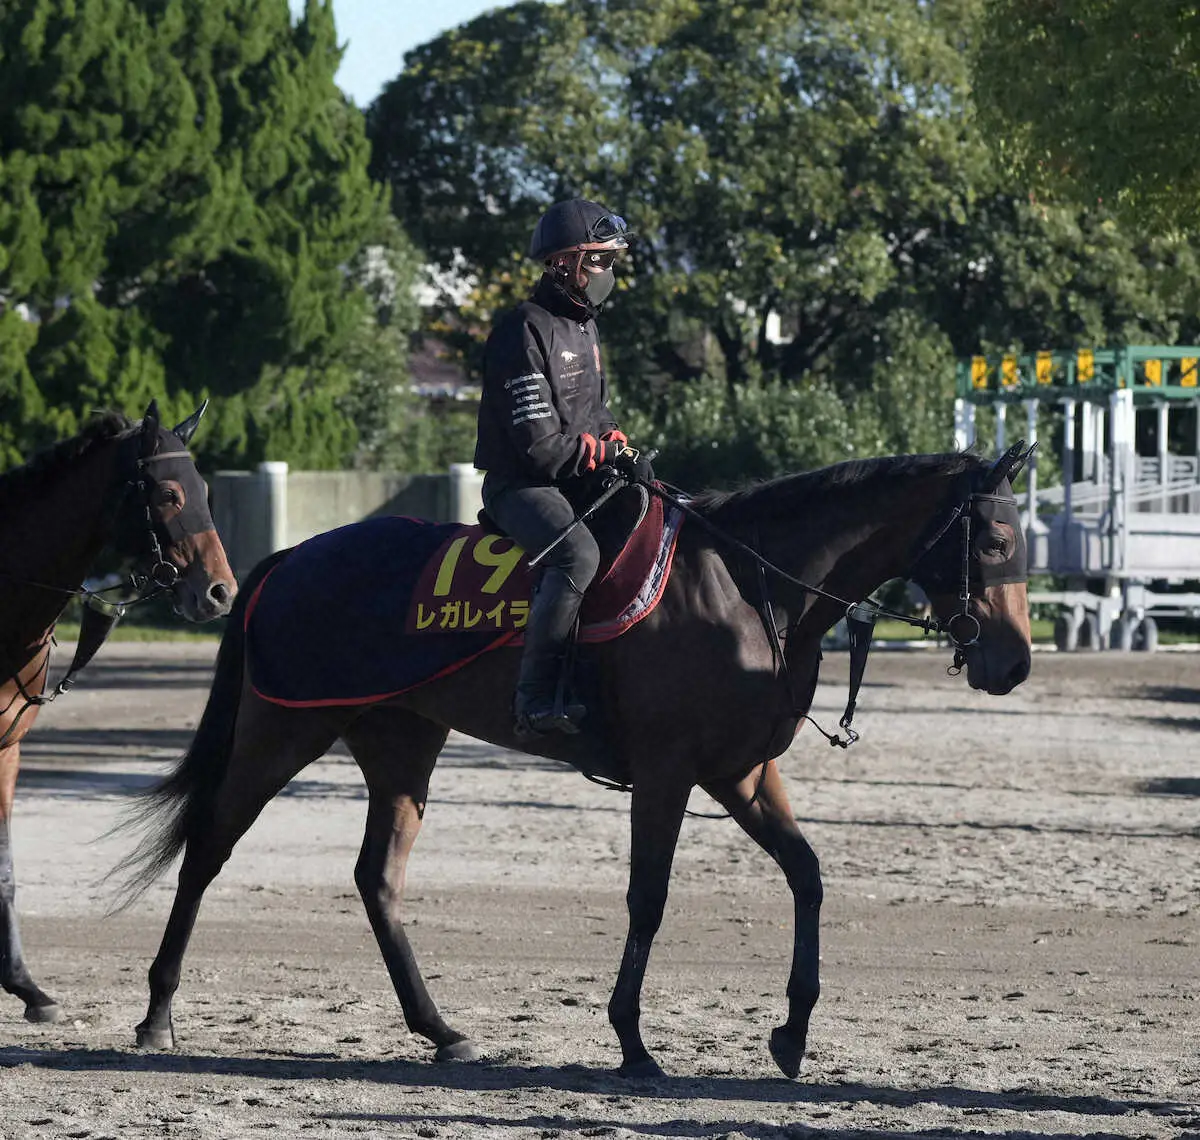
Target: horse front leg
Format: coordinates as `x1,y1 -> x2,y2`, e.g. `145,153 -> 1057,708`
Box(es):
0,743 -> 60,1022
608,775 -> 691,1079
703,759 -> 822,1079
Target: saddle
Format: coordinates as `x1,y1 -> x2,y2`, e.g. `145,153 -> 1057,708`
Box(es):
477,480 -> 651,588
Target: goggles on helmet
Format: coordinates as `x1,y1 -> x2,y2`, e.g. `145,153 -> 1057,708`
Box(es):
587,213 -> 629,245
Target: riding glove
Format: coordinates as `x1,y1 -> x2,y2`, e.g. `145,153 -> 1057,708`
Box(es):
613,448 -> 655,485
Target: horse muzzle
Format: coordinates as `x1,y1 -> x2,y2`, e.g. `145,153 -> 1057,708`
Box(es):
173,538 -> 238,622
961,640 -> 1031,695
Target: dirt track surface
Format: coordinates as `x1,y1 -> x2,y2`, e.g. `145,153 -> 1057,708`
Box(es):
0,641 -> 1197,1140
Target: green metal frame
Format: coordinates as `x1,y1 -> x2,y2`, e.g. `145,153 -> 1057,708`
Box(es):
955,346 -> 1200,405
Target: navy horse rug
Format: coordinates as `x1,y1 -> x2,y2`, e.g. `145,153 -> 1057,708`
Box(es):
245,492 -> 683,706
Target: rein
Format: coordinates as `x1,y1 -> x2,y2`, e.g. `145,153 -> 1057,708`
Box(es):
652,478 -> 976,644
581,470 -> 999,817
0,599 -> 121,749
556,445 -> 1033,817
642,470 -> 1017,753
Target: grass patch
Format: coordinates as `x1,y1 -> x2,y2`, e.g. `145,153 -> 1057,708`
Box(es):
54,620 -> 222,643
875,618 -> 1057,644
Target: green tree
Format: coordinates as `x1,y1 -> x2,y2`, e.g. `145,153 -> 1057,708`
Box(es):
337,214 -> 474,472
0,0 -> 408,469
973,0 -> 1200,231
371,0 -> 1200,486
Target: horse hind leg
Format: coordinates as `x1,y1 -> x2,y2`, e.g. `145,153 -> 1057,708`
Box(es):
136,692 -> 344,1048
0,742 -> 60,1023
342,705 -> 479,1062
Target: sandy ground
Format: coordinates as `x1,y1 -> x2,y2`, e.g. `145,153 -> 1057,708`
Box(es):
0,639 -> 1197,1140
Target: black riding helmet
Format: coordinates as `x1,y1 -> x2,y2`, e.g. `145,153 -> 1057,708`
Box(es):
528,198 -> 631,262
530,199 -> 631,309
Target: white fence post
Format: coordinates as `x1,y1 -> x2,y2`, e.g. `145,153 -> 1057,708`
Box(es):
449,463 -> 483,525
953,398 -> 975,451
258,461 -> 289,553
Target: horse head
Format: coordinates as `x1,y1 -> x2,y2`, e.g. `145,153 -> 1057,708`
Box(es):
911,444 -> 1035,695
122,400 -> 237,621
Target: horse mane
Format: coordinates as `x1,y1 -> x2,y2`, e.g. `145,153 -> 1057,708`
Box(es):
0,411 -> 134,512
690,451 -> 987,523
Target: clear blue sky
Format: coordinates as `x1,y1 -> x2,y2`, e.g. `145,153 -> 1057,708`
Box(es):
289,0 -> 518,106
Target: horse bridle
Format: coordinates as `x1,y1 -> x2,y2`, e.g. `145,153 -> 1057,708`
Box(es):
128,448 -> 196,592
0,436 -> 198,746
629,443 -> 1034,759
0,437 -> 192,606
747,475 -> 1025,750
652,464 -> 1026,651
901,479 -> 1029,668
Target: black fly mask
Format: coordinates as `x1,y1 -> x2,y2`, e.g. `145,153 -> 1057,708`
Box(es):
111,400 -> 215,590
907,440 -> 1035,650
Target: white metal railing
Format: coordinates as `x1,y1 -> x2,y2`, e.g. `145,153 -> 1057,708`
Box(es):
1034,474 -> 1200,515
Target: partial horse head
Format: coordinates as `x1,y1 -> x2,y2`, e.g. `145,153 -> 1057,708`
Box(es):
117,400 -> 237,622
911,442 -> 1034,695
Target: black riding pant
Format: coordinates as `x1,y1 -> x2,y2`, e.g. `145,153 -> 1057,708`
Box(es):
482,478 -> 600,593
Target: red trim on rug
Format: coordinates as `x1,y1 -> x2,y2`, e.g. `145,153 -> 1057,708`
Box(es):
250,630 -> 520,708
243,565 -> 279,629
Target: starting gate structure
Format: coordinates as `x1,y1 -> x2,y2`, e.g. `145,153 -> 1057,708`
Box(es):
954,346 -> 1200,650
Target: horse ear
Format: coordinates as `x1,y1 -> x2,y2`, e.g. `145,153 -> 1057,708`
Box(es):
142,400 -> 160,435
172,399 -> 209,446
983,438 -> 1027,492
1006,440 -> 1038,486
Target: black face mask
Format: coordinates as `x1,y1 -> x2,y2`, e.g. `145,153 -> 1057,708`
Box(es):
583,265 -> 616,306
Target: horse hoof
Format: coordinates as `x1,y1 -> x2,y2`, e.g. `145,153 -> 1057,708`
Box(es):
617,1056 -> 665,1080
24,1002 -> 62,1024
769,1026 -> 804,1079
435,1039 -> 482,1063
135,1025 -> 175,1050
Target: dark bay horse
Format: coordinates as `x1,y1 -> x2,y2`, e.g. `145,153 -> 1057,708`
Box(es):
0,402 -> 236,1023
120,446 -> 1032,1078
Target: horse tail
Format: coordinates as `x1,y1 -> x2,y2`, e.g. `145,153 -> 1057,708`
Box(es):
108,548 -> 291,907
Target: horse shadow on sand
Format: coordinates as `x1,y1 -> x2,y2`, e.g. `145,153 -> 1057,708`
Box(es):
0,1043 -> 1190,1138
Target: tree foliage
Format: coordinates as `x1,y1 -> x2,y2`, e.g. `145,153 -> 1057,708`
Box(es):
369,0 -> 1200,485
0,0 -> 410,469
974,0 -> 1200,231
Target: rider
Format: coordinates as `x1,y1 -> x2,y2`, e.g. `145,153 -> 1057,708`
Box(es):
474,198 -> 650,737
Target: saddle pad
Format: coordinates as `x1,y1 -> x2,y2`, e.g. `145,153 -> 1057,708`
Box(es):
245,495 -> 683,707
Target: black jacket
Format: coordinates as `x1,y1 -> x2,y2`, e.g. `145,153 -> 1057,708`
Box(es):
474,276 -> 623,485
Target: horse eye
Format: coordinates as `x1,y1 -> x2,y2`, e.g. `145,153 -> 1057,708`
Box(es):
159,487 -> 181,506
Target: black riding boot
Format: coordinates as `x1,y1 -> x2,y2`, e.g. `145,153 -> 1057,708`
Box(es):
514,567 -> 587,736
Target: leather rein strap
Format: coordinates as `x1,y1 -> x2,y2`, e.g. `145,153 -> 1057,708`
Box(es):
645,474 -> 1006,750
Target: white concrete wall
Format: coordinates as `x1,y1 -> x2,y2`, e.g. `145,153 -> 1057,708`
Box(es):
211,465 -> 484,582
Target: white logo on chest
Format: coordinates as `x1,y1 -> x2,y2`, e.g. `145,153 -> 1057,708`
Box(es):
560,349 -> 578,362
